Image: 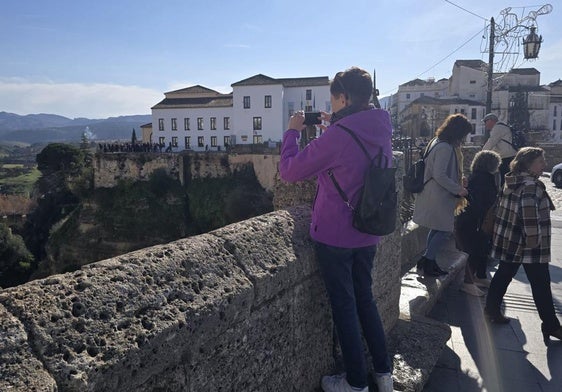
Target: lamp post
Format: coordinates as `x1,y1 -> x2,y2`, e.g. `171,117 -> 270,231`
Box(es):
485,4 -> 552,114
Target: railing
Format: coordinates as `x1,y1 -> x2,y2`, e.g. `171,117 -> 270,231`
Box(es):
392,135 -> 423,224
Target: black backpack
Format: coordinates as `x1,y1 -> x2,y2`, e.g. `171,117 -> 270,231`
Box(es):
403,139 -> 442,194
498,122 -> 528,150
328,124 -> 397,236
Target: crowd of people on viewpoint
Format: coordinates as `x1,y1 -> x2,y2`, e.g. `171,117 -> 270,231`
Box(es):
279,65 -> 561,392
98,141 -> 171,153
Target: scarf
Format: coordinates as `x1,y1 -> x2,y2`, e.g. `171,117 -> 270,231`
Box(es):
454,145 -> 468,215
330,103 -> 373,123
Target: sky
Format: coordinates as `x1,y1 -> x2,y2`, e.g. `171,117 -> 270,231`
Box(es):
0,0 -> 560,119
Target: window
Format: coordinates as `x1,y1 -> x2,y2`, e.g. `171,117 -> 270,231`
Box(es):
305,105 -> 312,112
158,136 -> 165,145
184,118 -> 190,131
171,118 -> 177,131
434,92 -> 440,97
171,136 -> 178,147
288,102 -> 295,117
224,136 -> 231,146
210,117 -> 216,130
197,117 -> 204,130
306,89 -> 312,100
460,109 -> 465,115
253,117 -> 262,130
471,123 -> 476,134
158,118 -> 164,131
198,136 -> 204,147
420,93 -> 425,97
555,106 -> 558,117
185,136 -> 191,149
243,96 -> 251,109
471,108 -> 477,120
211,136 -> 217,147
241,135 -> 248,142
253,135 -> 263,144
265,95 -> 272,108
555,120 -> 557,130
406,93 -> 411,99
224,117 -> 230,130
469,80 -> 476,84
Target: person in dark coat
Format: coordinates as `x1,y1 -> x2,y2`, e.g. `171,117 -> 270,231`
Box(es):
455,150 -> 501,296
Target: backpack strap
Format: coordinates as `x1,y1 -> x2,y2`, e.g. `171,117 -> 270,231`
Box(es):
327,123 -> 385,211
336,124 -> 389,168
420,138 -> 442,186
496,122 -> 517,150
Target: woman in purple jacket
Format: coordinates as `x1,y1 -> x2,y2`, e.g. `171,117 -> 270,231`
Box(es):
279,67 -> 393,392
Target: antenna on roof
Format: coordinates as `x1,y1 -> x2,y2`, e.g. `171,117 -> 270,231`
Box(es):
372,68 -> 381,108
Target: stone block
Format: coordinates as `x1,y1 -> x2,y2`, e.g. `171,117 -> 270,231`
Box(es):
0,303 -> 57,392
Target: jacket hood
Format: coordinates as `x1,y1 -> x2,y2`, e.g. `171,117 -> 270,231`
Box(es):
504,171 -> 537,194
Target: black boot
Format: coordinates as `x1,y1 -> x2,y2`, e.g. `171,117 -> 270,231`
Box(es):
424,259 -> 448,276
416,257 -> 426,274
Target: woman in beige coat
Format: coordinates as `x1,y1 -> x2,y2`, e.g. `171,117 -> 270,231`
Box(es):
413,114 -> 472,276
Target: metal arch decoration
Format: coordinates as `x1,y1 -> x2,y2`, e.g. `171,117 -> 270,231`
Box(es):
482,4 -> 553,72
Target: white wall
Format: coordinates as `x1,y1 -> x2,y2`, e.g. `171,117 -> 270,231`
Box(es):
232,84 -> 284,144
152,106 -> 233,152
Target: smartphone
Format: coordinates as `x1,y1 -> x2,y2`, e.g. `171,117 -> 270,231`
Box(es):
303,112 -> 321,125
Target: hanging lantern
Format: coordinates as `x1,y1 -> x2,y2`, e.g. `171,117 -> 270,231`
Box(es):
523,26 -> 543,59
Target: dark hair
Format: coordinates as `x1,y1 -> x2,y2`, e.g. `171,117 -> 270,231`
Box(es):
330,67 -> 372,107
435,114 -> 472,146
509,146 -> 544,174
471,150 -> 501,173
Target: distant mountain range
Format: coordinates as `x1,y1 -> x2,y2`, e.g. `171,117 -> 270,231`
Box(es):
0,112 -> 152,145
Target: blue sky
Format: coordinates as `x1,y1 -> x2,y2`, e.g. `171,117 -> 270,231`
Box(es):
0,0 -> 560,119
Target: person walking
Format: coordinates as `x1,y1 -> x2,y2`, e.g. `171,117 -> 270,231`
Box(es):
482,113 -> 517,186
279,67 -> 393,392
484,147 -> 562,345
413,114 -> 472,277
455,150 -> 501,296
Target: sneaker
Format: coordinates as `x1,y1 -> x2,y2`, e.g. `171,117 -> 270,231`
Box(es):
460,283 -> 485,297
321,374 -> 367,392
375,373 -> 394,392
473,277 -> 491,288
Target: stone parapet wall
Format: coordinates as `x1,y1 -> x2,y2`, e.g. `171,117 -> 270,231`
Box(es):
0,206 -> 402,392
93,153 -> 181,188
92,152 -> 280,191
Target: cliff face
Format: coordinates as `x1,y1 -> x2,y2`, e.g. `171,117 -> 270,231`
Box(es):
35,153 -> 275,279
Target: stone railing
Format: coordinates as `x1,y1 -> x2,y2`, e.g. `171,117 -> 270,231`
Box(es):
0,204 -> 403,392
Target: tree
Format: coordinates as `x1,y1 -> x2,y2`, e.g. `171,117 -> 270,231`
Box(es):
131,128 -> 137,145
36,143 -> 84,173
0,223 -> 34,288
509,89 -> 530,131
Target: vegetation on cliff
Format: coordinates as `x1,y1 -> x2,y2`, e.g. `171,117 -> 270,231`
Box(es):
1,143 -> 274,288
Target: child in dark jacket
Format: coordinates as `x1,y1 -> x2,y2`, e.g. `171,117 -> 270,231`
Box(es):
455,150 -> 501,296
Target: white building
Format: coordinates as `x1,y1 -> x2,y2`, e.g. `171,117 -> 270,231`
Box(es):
151,74 -> 330,152
548,79 -> 562,141
393,77 -> 449,115
395,59 -> 556,142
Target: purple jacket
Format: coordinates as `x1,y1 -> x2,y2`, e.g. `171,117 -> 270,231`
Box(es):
279,108 -> 393,248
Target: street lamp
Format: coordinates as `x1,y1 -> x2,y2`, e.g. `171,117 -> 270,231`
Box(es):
485,4 -> 552,114
523,26 -> 543,59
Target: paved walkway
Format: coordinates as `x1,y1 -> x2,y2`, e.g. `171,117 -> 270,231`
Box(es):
422,212 -> 562,392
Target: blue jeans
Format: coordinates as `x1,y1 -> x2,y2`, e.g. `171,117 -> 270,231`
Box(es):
315,242 -> 392,389
424,230 -> 450,260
